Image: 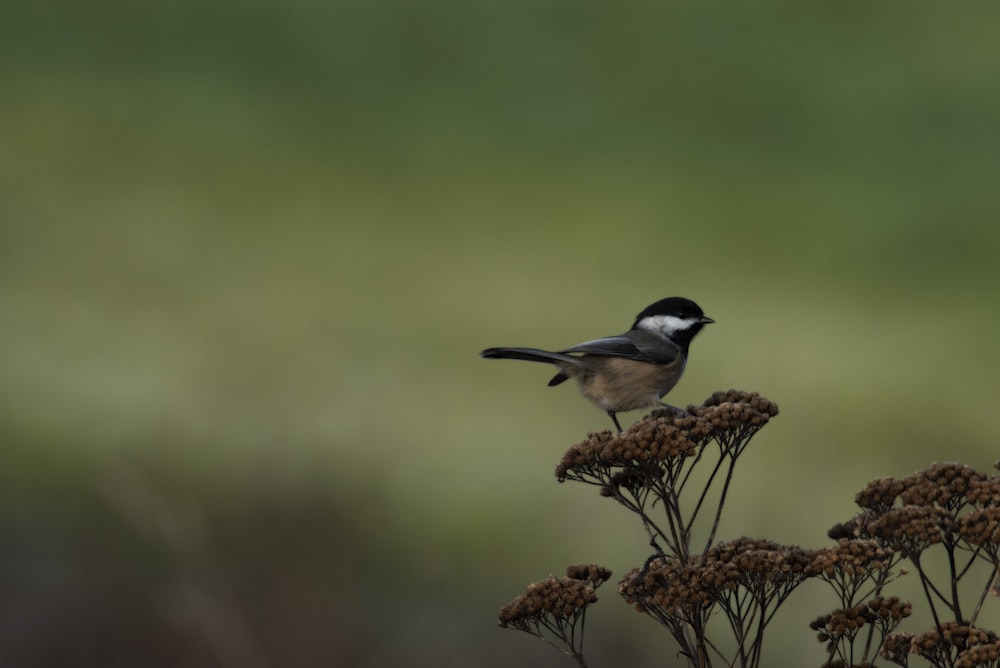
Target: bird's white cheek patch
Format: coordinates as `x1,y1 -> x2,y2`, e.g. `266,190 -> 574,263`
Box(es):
638,315 -> 699,337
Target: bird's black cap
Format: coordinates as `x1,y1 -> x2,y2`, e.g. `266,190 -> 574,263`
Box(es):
632,297 -> 709,327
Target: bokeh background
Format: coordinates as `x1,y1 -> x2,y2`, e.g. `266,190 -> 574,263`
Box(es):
3,1 -> 999,666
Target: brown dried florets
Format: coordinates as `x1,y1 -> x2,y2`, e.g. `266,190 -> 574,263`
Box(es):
555,416 -> 699,482
555,430 -> 617,480
956,639 -> 1000,668
601,466 -> 657,498
922,621 -> 984,647
622,542 -> 816,622
880,631 -> 914,666
617,566 -> 646,611
899,463 -> 986,511
611,416 -> 698,462
810,604 -> 874,642
808,539 -> 896,581
868,595 -> 912,622
957,507 -> 1000,547
967,475 -> 1000,507
700,537 -> 814,598
686,390 -> 779,433
556,390 -> 778,483
648,409 -> 716,442
811,597 -> 911,663
911,622 -> 999,664
618,556 -> 714,618
863,505 -> 950,555
695,389 -> 780,415
564,563 -> 612,586
855,476 -> 904,513
498,575 -> 599,629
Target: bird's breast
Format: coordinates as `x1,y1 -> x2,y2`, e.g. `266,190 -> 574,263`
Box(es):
574,356 -> 686,412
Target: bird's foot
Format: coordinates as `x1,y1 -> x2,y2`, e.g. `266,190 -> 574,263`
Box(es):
655,403 -> 690,419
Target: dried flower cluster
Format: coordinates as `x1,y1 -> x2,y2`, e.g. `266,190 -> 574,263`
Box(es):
685,389 -> 779,438
811,604 -> 880,644
968,476 -> 1000,507
864,505 -> 951,556
881,631 -> 915,666
564,563 -> 613,586
705,536 -> 813,595
869,595 -> 913,623
811,596 -> 909,636
809,539 -> 899,602
856,476 -> 907,514
899,463 -> 987,510
618,557 -> 710,622
823,461 -> 1000,667
619,537 -> 812,666
955,638 -> 1000,668
554,392 -> 779,567
502,392 -> 784,667
910,622 -> 999,667
810,594 -> 912,664
497,576 -> 597,628
554,419 -> 697,483
498,564 -> 611,665
498,390 -> 1000,668
621,537 -> 815,608
555,390 -> 778,484
498,564 -> 610,629
957,507 -> 1000,549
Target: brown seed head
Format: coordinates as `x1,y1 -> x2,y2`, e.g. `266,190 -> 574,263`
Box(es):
868,595 -> 912,622
686,391 -> 778,432
704,537 -> 814,594
611,416 -> 698,463
565,563 -> 612,586
957,507 -> 1000,547
498,575 -> 599,628
807,539 -> 896,580
555,430 -> 617,480
911,622 -> 999,664
864,505 -> 950,555
956,639 -> 1000,668
900,462 -> 986,511
809,605 -> 876,646
855,476 -> 904,513
880,631 -> 914,666
618,556 -> 714,618
967,475 -> 1000,507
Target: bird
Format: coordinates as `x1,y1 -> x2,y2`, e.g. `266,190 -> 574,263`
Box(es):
481,297 -> 713,433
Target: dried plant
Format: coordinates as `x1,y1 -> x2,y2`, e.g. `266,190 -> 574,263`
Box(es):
496,391 -> 1000,668
619,536 -> 814,666
555,390 -> 778,561
830,462 -> 1000,668
498,564 -> 612,667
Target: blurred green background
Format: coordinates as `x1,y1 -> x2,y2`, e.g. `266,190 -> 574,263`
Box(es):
2,1 -> 999,666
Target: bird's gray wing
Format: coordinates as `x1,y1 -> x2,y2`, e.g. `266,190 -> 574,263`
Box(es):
560,332 -> 679,364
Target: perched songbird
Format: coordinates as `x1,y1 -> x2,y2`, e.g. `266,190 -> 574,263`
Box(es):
481,297 -> 713,432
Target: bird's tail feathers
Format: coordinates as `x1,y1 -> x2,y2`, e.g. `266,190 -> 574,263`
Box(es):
480,347 -> 579,366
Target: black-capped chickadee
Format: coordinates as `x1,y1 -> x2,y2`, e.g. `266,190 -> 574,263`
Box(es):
481,297 -> 713,432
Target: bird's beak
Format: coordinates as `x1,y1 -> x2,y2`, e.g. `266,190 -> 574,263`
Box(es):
700,316 -> 715,324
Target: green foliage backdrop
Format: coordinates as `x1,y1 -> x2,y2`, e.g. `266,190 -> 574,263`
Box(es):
2,2 -> 999,666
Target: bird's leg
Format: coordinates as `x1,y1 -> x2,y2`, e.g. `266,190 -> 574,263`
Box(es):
607,410 -> 623,433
